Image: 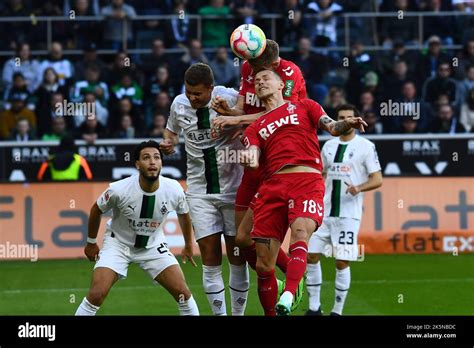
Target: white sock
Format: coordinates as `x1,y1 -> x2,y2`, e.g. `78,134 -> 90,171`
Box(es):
178,295 -> 200,316
75,297 -> 100,316
332,267 -> 351,315
229,264 -> 249,316
306,262 -> 322,311
202,265 -> 227,316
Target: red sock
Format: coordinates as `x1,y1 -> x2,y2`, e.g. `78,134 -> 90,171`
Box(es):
284,241 -> 308,295
276,248 -> 290,273
241,243 -> 257,270
257,269 -> 278,316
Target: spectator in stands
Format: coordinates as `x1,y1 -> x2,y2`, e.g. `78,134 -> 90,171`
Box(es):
37,136 -> 93,181
0,94 -> 37,140
146,66 -> 180,109
323,87 -> 346,118
290,37 -> 329,103
460,89 -> 474,132
199,0 -> 231,48
422,61 -> 458,106
234,0 -> 268,28
3,73 -> 35,109
178,39 -> 209,77
101,0 -> 137,50
423,0 -> 454,45
359,90 -> 377,114
71,63 -> 109,106
2,42 -> 41,93
306,0 -> 343,47
431,104 -> 465,133
148,113 -> 167,137
147,91 -> 171,124
458,65 -> 474,106
9,118 -> 35,141
113,114 -> 136,138
380,0 -> 418,46
73,92 -> 109,128
400,118 -> 420,134
346,41 -> 375,104
416,35 -> 451,85
42,116 -> 69,141
398,81 -> 431,132
39,42 -> 74,87
74,43 -> 108,81
452,1 -> 474,44
381,60 -> 413,101
276,0 -> 303,47
362,71 -> 382,104
76,116 -> 107,144
0,0 -> 32,49
209,47 -> 240,88
112,96 -> 144,132
107,51 -> 138,85
380,40 -> 415,76
111,70 -> 144,106
36,92 -> 67,138
454,39 -> 474,80
141,39 -> 173,76
362,109 -> 383,134
164,0 -> 196,48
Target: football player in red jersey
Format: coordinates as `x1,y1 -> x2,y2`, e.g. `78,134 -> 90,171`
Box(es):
211,40 -> 307,278
239,69 -> 366,315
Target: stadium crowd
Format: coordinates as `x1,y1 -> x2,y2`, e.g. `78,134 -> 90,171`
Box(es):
0,0 -> 474,142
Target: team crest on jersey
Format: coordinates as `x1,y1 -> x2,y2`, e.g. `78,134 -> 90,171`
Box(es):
160,202 -> 168,215
246,75 -> 253,83
286,103 -> 296,113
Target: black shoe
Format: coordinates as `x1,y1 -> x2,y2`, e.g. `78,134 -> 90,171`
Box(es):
305,307 -> 323,316
330,312 -> 341,316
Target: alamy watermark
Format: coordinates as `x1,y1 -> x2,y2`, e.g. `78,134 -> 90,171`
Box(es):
55,99 -> 95,119
0,242 -> 38,261
380,99 -> 420,120
216,147 -> 259,166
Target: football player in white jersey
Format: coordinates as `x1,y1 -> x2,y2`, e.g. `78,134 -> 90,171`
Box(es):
75,140 -> 199,316
306,104 -> 383,316
160,63 -> 249,316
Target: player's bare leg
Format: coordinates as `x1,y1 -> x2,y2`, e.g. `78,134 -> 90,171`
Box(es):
155,264 -> 199,315
225,235 -> 249,315
255,238 -> 280,316
75,267 -> 118,315
277,217 -> 315,315
306,252 -> 323,315
236,208 -> 290,272
197,233 -> 227,315
331,259 -> 351,316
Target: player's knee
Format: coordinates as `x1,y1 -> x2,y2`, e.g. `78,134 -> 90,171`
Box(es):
255,259 -> 273,274
336,259 -> 349,270
174,286 -> 192,302
87,287 -> 108,306
307,252 -> 320,264
291,228 -> 309,243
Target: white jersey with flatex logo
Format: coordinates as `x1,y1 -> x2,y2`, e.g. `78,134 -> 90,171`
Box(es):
96,174 -> 189,249
166,86 -> 244,196
322,135 -> 381,220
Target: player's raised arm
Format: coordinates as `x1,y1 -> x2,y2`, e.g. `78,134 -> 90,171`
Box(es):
160,128 -> 178,155
177,213 -> 197,267
211,95 -> 245,116
319,115 -> 368,136
85,202 -> 102,261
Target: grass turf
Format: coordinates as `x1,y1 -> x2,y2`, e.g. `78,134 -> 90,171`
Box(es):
0,254 -> 473,315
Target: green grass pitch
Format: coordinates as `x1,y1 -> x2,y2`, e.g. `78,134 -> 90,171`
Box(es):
1,254 -> 473,315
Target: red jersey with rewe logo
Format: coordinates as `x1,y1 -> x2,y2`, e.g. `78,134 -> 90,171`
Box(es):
243,99 -> 326,181
239,59 -> 307,114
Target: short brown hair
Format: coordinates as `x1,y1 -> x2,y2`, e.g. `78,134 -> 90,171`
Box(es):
184,63 -> 214,87
335,104 -> 361,118
248,39 -> 279,72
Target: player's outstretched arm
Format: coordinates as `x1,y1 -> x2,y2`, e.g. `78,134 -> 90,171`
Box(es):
85,203 -> 102,261
319,115 -> 368,136
177,213 -> 197,267
211,95 -> 245,116
160,129 -> 178,155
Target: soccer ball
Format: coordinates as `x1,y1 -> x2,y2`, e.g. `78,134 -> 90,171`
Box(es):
230,24 -> 267,60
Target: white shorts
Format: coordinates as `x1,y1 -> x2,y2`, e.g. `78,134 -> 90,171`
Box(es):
308,217 -> 362,261
186,194 -> 236,241
94,234 -> 179,281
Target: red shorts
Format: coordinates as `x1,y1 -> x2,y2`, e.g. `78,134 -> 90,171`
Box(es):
251,172 -> 325,243
235,167 -> 261,211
